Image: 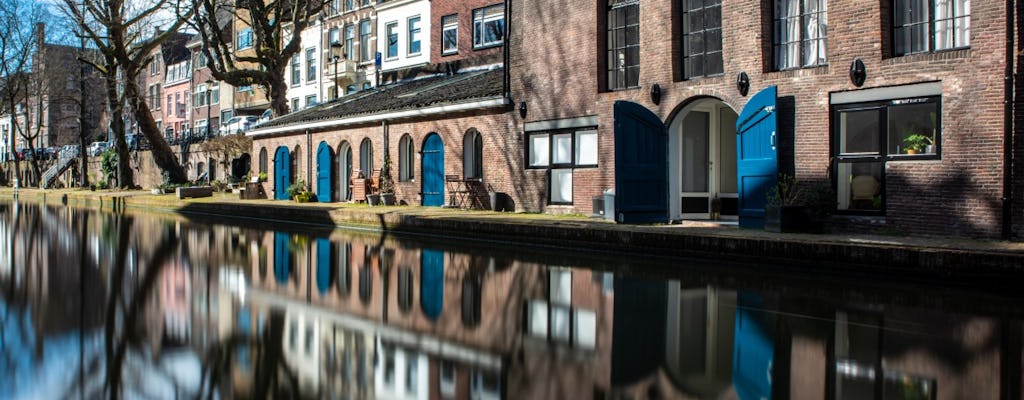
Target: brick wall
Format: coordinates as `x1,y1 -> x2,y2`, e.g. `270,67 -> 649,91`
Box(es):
430,0 -> 505,68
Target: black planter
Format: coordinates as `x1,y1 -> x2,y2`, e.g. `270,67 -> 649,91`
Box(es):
381,193 -> 396,206
765,205 -> 819,233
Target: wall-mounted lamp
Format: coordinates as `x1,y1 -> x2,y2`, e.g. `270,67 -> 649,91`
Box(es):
519,101 -> 527,118
849,59 -> 866,87
650,84 -> 662,105
736,72 -> 750,96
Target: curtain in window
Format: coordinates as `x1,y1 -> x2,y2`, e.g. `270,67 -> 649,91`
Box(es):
935,0 -> 970,49
954,0 -> 970,48
775,0 -> 800,69
801,0 -> 826,66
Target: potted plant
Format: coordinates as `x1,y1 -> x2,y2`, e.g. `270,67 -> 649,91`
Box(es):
258,171 -> 267,182
764,174 -> 830,233
287,179 -> 306,200
379,156 -> 396,206
902,133 -> 933,155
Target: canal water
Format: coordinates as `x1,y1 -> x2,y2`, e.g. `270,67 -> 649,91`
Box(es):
1,201 -> 1022,400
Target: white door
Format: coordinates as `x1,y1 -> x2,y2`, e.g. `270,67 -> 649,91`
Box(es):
677,102 -> 738,220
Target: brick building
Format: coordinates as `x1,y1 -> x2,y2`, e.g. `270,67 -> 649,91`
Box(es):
250,0 -> 1021,239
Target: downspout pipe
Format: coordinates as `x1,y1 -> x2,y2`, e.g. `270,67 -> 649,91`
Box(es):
306,128 -> 312,191
1003,0 -> 1015,239
503,0 -> 511,105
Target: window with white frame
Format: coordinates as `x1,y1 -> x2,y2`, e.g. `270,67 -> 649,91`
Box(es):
386,21 -> 399,59
439,361 -> 456,398
773,0 -> 828,70
472,4 -> 504,49
305,95 -> 317,108
345,24 -> 356,59
606,0 -> 640,89
526,129 -> 598,205
360,19 -> 373,62
211,84 -> 219,104
329,27 -> 340,46
237,27 -> 254,50
893,0 -> 970,56
399,134 -> 414,181
291,98 -> 300,112
306,48 -> 317,82
442,14 -> 458,54
408,16 -> 422,55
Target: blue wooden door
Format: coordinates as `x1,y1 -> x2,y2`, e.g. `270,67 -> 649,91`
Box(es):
732,291 -> 774,400
273,232 -> 291,284
316,141 -> 333,203
420,248 -> 444,320
316,238 -> 332,294
421,134 -> 445,207
274,146 -> 291,200
614,101 -> 668,224
736,86 -> 779,229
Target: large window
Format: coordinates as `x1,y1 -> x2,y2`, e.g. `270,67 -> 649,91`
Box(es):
408,16 -> 422,55
607,0 -> 640,90
386,21 -> 399,59
832,95 -> 940,214
472,4 -> 505,49
463,130 -> 483,179
237,27 -> 254,50
773,0 -> 827,70
306,48 -> 317,82
329,27 -> 340,46
344,24 -> 356,59
527,129 -> 598,205
893,0 -> 970,56
291,55 -> 301,85
360,19 -> 373,62
682,0 -> 723,79
442,14 -> 459,55
399,134 -> 414,181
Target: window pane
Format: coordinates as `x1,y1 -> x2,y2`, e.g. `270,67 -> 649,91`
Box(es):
550,169 -> 573,203
529,134 -> 549,167
682,111 -> 709,192
836,162 -> 883,211
387,23 -> 398,58
408,16 -> 421,54
888,101 -> 938,155
552,133 -> 572,164
575,130 -> 598,165
838,109 -> 881,155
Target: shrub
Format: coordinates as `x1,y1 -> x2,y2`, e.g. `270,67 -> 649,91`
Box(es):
211,180 -> 228,192
287,180 -> 306,199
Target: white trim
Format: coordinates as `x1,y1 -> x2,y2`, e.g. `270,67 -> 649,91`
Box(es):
524,115 -> 599,132
830,81 -> 942,105
248,96 -> 508,137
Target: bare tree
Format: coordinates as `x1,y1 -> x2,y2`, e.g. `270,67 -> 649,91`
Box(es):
62,0 -> 194,185
0,0 -> 50,187
189,0 -> 328,117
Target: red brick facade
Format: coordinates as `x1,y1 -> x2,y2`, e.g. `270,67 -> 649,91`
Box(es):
430,0 -> 505,67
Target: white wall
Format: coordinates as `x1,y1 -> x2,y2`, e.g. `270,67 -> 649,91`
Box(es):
376,0 -> 431,73
288,21 -> 325,110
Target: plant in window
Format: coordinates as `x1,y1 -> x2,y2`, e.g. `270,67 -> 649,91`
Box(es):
901,133 -> 933,154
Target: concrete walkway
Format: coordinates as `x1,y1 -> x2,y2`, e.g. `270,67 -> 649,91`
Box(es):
5,187 -> 1023,275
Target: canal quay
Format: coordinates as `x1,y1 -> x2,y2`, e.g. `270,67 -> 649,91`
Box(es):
4,189 -> 1024,400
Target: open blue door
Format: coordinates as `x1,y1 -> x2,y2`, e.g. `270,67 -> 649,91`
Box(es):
273,232 -> 291,284
421,134 -> 445,207
316,141 -> 333,203
736,86 -> 778,229
732,291 -> 774,400
274,146 -> 291,200
614,101 -> 668,224
316,238 -> 332,294
420,248 -> 444,320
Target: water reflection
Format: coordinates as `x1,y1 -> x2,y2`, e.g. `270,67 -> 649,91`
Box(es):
1,201 -> 1023,399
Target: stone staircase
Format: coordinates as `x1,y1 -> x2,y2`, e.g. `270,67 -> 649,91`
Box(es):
41,146 -> 79,189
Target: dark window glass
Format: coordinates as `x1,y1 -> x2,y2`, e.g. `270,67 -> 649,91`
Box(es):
607,1 -> 640,90
893,0 -> 970,56
682,0 -> 723,78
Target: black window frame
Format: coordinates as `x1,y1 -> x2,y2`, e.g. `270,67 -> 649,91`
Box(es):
606,0 -> 640,91
831,95 -> 941,216
772,0 -> 828,71
525,128 -> 599,206
892,0 -> 970,56
681,0 -> 723,79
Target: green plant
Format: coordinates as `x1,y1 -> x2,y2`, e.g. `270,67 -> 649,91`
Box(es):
902,133 -> 933,153
379,155 -> 395,194
287,179 -> 306,198
767,173 -> 802,207
258,171 -> 268,182
211,180 -> 227,192
100,148 -> 117,183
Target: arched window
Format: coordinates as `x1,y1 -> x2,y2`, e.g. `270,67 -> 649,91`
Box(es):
359,138 -> 373,175
292,145 -> 301,185
398,134 -> 414,181
196,162 -> 206,181
463,129 -> 483,179
258,147 -> 268,174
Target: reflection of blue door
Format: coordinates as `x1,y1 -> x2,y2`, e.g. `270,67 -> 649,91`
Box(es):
614,101 -> 668,223
736,86 -> 778,229
274,146 -> 291,200
316,141 -> 333,203
316,238 -> 331,294
273,232 -> 291,284
732,292 -> 774,400
422,134 -> 444,206
420,248 -> 444,320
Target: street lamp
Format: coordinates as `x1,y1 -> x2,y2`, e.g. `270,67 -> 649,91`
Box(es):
331,41 -> 343,100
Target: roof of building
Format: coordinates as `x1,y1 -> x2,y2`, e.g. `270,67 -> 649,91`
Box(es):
256,67 -> 504,132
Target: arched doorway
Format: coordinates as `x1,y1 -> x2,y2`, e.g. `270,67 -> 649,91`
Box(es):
274,146 -> 291,200
336,142 -> 352,201
316,141 -> 334,202
421,133 -> 444,207
667,98 -> 739,221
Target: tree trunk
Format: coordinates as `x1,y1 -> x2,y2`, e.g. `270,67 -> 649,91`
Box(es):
104,65 -> 133,189
267,67 -> 291,117
7,112 -> 21,188
124,75 -> 186,184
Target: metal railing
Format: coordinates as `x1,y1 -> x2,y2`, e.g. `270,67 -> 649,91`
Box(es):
41,146 -> 80,189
